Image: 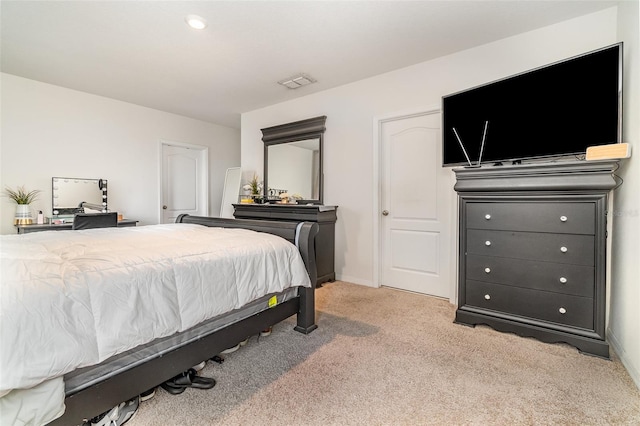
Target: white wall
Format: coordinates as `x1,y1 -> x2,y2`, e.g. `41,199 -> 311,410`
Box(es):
243,4 -> 640,388
242,7 -> 620,286
1,73 -> 240,234
609,0 -> 640,389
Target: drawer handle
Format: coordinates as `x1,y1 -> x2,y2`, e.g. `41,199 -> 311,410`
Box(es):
559,307 -> 567,314
484,267 -> 491,274
560,215 -> 568,222
560,246 -> 568,253
559,277 -> 568,284
485,241 -> 491,246
485,214 -> 491,220
484,294 -> 491,300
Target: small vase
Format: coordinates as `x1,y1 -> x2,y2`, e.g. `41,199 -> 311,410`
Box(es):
14,204 -> 33,225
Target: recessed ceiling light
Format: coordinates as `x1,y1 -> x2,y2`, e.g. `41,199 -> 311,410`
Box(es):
185,15 -> 207,30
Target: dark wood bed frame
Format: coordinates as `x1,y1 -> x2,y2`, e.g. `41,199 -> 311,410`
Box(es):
48,215 -> 319,426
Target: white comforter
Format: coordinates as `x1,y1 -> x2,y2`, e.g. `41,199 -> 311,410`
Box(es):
0,223 -> 310,398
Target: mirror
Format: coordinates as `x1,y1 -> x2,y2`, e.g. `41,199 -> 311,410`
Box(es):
220,167 -> 242,218
52,177 -> 108,215
262,116 -> 326,204
267,139 -> 320,200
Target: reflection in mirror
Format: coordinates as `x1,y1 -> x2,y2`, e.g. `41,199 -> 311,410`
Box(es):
267,139 -> 320,200
262,116 -> 326,204
52,177 -> 108,215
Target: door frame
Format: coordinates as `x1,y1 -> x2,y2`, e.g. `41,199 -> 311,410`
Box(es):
372,106 -> 458,303
158,139 -> 209,223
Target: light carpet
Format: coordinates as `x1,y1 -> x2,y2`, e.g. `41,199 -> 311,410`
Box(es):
127,281 -> 640,425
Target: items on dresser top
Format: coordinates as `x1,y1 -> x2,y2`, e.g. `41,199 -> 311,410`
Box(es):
454,160 -> 619,358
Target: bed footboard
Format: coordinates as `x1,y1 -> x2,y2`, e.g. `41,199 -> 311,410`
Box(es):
292,219 -> 319,334
176,215 -> 320,334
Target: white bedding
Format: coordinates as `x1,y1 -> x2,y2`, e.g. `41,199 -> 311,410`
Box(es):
0,223 -> 310,424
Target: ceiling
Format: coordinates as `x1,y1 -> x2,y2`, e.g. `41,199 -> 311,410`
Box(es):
1,1 -> 621,129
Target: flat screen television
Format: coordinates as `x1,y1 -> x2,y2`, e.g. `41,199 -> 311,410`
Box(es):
442,43 -> 622,167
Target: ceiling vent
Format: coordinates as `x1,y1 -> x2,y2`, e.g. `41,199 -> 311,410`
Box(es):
278,74 -> 317,89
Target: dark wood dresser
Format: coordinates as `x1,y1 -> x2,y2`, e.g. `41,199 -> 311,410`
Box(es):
454,161 -> 619,358
233,204 -> 337,285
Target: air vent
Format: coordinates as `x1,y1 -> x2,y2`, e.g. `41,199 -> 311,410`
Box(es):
278,74 -> 317,89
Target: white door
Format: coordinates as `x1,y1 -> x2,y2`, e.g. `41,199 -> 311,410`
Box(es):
160,142 -> 208,224
380,112 -> 452,298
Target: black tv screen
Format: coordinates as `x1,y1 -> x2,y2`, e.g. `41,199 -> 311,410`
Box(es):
442,43 -> 622,167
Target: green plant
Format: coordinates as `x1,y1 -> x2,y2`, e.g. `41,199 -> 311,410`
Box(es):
4,185 -> 41,204
243,174 -> 262,195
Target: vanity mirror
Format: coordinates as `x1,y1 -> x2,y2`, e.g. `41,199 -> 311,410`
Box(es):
262,116 -> 326,204
52,177 -> 108,215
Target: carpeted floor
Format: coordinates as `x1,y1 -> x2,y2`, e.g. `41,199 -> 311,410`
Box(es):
127,281 -> 640,425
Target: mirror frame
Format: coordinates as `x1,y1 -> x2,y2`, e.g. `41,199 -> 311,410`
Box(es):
51,177 -> 108,215
262,115 -> 327,204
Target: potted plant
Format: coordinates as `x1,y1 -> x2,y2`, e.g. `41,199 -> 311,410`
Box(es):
242,174 -> 263,202
4,185 -> 41,225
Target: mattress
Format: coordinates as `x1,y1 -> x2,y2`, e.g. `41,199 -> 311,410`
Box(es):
0,223 -> 311,425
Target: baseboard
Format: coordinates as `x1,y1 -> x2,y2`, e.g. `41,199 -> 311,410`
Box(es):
334,274 -> 375,287
608,328 -> 640,390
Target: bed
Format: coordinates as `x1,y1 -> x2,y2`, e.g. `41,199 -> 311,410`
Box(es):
0,215 -> 318,426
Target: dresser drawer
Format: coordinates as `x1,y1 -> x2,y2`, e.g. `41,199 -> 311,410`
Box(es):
466,202 -> 595,235
466,229 -> 595,266
466,255 -> 594,297
466,280 -> 594,330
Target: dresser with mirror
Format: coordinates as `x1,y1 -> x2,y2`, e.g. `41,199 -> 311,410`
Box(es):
234,116 -> 337,285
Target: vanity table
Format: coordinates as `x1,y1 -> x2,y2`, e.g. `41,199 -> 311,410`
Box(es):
16,219 -> 138,234
15,176 -> 139,234
233,204 -> 337,284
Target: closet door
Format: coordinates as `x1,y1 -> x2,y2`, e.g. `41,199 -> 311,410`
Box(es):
380,112 -> 453,298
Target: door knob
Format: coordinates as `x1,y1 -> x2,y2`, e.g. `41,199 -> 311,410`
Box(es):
163,205 -> 168,210
382,210 -> 389,216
